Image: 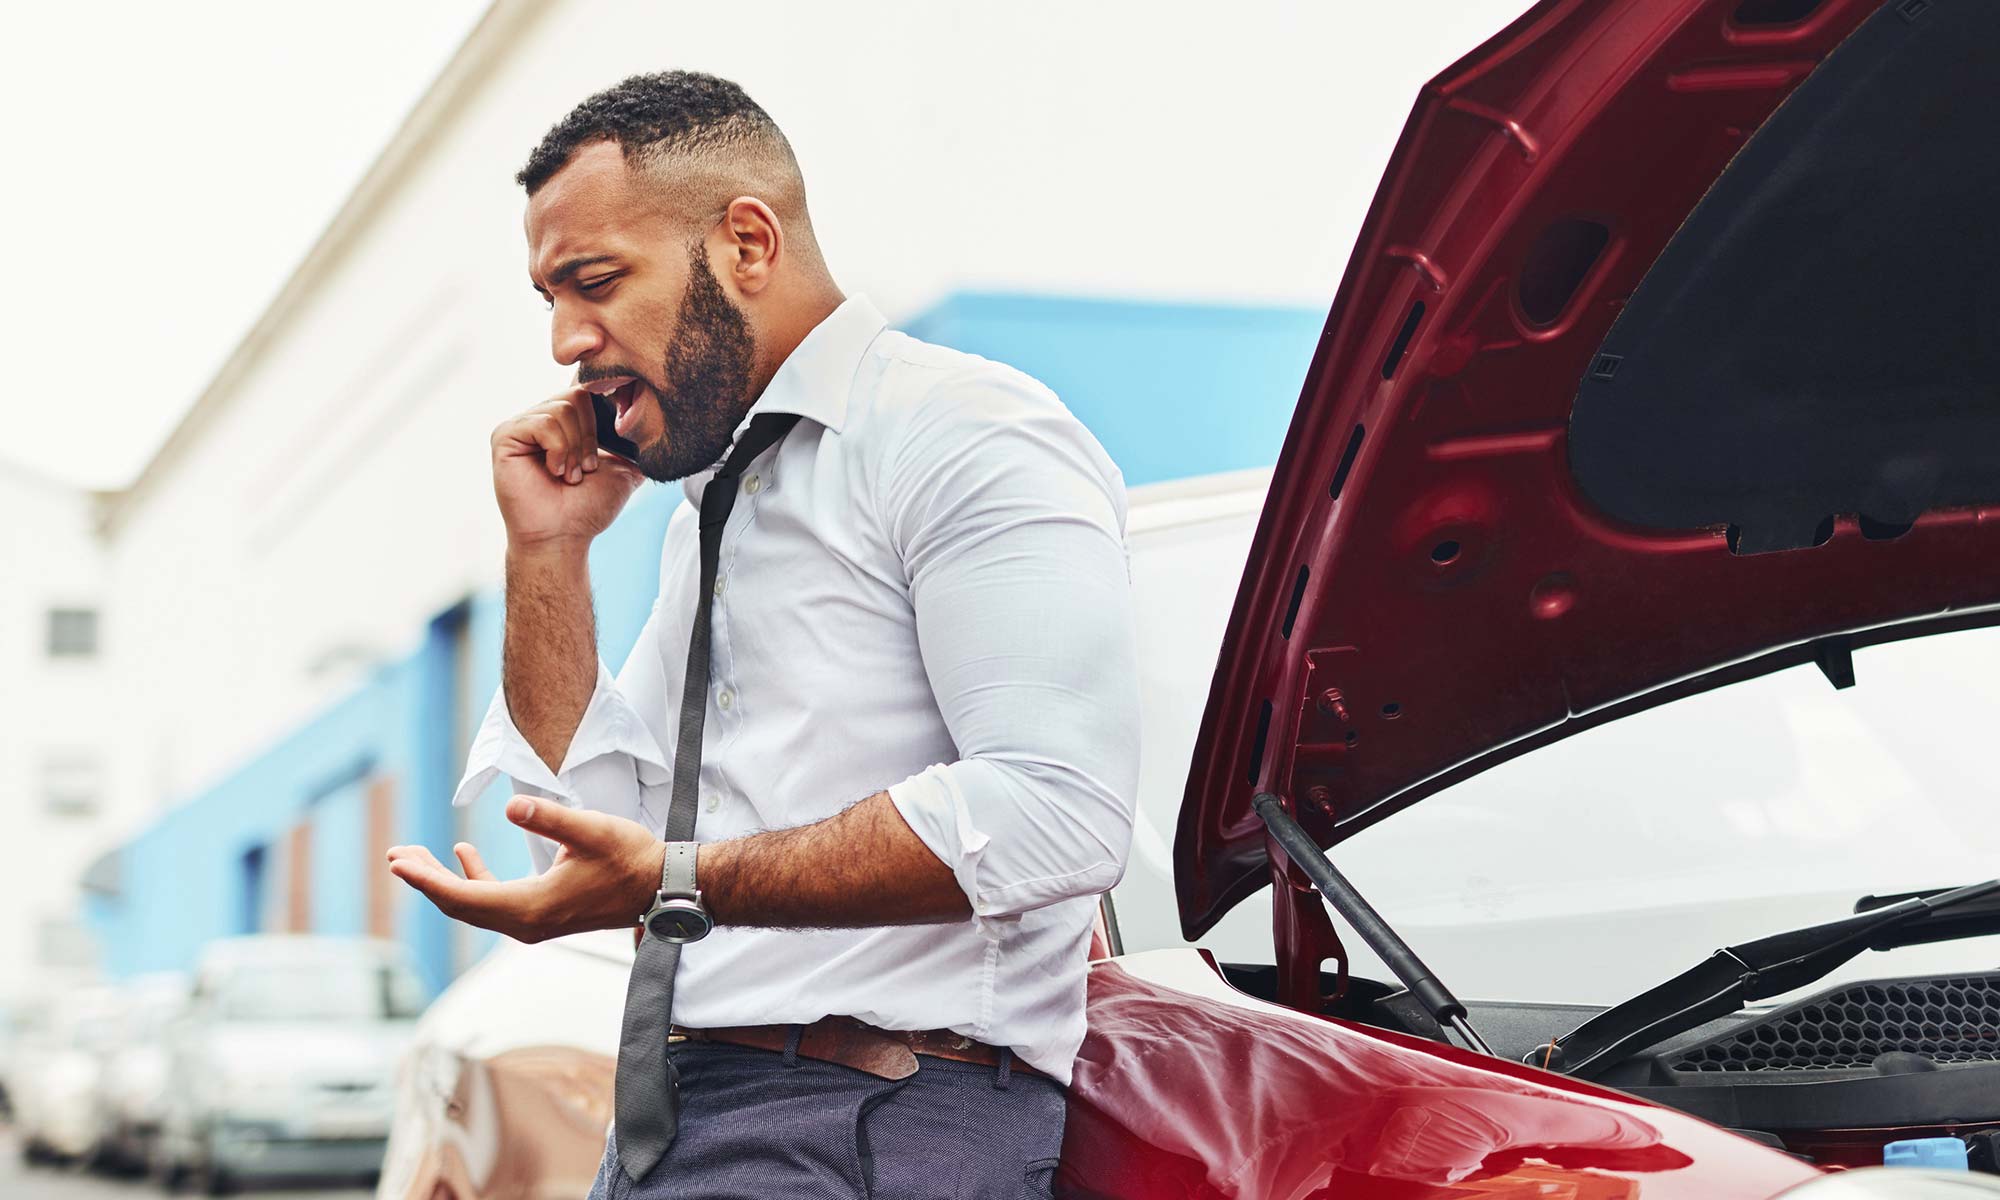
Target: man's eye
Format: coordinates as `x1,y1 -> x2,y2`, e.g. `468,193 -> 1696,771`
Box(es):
579,275 -> 616,294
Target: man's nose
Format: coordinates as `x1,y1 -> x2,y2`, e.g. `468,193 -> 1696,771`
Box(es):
551,304 -> 603,366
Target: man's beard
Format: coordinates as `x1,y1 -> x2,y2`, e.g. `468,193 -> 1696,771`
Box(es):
628,244 -> 758,483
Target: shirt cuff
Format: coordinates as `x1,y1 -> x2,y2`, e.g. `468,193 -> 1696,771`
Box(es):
451,661 -> 672,811
888,764 -> 1007,936
890,758 -> 1129,937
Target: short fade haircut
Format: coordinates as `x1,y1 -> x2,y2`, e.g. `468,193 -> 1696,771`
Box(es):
516,70 -> 793,197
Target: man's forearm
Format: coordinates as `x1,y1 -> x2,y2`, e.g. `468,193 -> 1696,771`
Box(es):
503,544 -> 598,774
700,793 -> 973,928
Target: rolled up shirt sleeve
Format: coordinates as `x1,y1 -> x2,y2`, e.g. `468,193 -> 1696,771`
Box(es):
880,371 -> 1142,926
452,600 -> 676,873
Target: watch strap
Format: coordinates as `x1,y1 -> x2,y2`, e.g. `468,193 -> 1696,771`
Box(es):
661,841 -> 698,899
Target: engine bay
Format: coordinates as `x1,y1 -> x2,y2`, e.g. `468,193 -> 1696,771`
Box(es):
1218,962 -> 2000,1170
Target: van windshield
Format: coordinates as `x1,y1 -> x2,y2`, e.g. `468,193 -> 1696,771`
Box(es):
216,961 -> 425,1021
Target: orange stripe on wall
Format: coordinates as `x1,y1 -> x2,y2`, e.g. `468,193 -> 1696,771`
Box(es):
285,822 -> 312,933
367,776 -> 397,939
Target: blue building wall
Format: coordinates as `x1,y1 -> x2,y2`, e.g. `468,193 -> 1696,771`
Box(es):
306,769 -> 371,936
83,291 -> 1320,992
902,292 -> 1319,488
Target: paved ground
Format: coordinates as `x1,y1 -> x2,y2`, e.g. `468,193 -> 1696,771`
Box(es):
0,1127 -> 373,1200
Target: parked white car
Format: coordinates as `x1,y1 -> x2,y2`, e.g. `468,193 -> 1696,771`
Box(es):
376,929 -> 630,1200
154,935 -> 425,1194
11,986 -> 120,1166
0,997 -> 44,1120
90,971 -> 190,1174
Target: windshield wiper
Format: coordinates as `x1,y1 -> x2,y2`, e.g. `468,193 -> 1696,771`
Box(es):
1538,878 -> 2000,1080
1253,792 -> 1494,1056
1853,883 -> 2000,942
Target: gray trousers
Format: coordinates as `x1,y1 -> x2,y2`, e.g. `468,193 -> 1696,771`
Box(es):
588,1038 -> 1066,1200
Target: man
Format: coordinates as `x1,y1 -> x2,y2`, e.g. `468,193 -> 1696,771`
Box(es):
387,71 -> 1139,1198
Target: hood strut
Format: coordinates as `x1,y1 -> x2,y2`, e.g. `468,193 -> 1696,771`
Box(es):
1255,792 -> 1492,1056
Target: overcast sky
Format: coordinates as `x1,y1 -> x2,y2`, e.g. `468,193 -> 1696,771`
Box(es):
0,1 -> 489,491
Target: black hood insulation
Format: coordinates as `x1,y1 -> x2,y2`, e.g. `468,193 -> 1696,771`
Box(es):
1570,0 -> 2000,555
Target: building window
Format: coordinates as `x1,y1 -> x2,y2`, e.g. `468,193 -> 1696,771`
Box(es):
240,844 -> 269,935
42,753 -> 101,817
47,607 -> 98,658
37,915 -> 96,969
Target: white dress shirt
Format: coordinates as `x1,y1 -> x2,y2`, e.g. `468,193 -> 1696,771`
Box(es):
453,296 -> 1140,1081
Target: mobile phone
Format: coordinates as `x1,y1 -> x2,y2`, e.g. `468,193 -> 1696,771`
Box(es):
589,391 -> 643,464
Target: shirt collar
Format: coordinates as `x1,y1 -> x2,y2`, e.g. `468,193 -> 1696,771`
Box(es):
681,295 -> 885,504
740,293 -> 885,438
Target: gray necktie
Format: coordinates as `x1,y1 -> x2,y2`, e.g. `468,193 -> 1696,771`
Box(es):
615,412 -> 800,1183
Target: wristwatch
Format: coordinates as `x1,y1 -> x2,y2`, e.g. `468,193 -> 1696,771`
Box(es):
640,842 -> 713,943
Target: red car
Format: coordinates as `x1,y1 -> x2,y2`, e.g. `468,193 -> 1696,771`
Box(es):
387,1 -> 2000,1196
1074,0 -> 2000,1193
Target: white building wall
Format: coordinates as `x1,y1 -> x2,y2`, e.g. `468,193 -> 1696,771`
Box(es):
98,0 -> 1524,818
0,467 -> 113,1001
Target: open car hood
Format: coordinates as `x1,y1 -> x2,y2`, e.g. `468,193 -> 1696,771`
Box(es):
1177,0 -> 2000,938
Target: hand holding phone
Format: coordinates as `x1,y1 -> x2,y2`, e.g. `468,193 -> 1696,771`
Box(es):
489,388 -> 644,554
588,390 -> 643,465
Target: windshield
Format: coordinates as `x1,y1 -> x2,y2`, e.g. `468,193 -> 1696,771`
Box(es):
214,960 -> 426,1021
1156,624 -> 2000,1008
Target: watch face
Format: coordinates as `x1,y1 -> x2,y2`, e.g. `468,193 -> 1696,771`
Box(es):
646,902 -> 713,944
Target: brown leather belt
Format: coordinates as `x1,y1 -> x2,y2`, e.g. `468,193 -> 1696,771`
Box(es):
670,1015 -> 1045,1082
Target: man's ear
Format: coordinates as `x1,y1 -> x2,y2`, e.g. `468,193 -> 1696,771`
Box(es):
721,196 -> 782,297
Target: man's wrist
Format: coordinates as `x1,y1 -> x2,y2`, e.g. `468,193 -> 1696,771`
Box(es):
639,842 -> 719,944
507,537 -> 592,573
693,840 -> 732,924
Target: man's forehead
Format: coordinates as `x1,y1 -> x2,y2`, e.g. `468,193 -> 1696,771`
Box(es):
524,142 -> 644,279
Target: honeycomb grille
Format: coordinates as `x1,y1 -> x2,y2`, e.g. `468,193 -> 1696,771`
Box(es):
1673,974 -> 2000,1073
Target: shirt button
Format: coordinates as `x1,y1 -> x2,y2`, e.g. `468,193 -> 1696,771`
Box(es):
743,474 -> 762,495
703,794 -> 720,814
712,575 -> 726,597
716,688 -> 734,711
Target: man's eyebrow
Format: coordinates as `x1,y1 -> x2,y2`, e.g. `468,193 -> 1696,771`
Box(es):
531,254 -> 619,295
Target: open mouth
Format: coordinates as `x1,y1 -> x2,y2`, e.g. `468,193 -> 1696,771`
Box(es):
582,376 -> 644,438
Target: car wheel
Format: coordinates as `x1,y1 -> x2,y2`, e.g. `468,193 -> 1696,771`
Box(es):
94,1125 -> 128,1174
152,1146 -> 190,1192
195,1128 -> 236,1196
